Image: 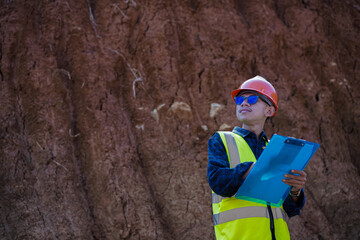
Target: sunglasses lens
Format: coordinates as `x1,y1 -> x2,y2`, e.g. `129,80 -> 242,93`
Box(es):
235,95 -> 259,105
235,96 -> 245,105
247,96 -> 259,104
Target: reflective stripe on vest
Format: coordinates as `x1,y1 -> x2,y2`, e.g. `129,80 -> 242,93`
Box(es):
213,206 -> 286,226
212,192 -> 287,222
223,132 -> 241,168
212,192 -> 224,204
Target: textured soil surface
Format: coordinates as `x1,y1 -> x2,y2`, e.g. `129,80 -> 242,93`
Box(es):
0,0 -> 359,239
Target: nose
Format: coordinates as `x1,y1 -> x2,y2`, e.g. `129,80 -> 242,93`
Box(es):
240,98 -> 250,107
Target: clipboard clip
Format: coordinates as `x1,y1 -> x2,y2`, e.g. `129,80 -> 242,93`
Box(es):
285,138 -> 305,147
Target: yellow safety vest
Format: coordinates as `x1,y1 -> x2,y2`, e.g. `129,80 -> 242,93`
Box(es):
212,131 -> 290,240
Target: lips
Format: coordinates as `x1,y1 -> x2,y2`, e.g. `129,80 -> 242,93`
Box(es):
239,108 -> 251,113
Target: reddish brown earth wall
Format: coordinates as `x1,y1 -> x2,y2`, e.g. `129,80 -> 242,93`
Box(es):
0,0 -> 359,239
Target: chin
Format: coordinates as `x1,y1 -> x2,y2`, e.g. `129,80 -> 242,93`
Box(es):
236,115 -> 246,122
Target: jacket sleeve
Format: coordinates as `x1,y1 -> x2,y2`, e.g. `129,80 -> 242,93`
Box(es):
207,133 -> 253,197
282,189 -> 305,217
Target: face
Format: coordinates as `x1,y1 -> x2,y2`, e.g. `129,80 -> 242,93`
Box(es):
235,93 -> 275,125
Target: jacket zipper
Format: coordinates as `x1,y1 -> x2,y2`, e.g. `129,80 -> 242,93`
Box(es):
267,203 -> 276,240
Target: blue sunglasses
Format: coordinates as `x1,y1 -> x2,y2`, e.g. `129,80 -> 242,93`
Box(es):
235,95 -> 259,105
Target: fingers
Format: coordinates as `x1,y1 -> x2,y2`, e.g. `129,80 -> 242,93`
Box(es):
285,170 -> 307,181
282,170 -> 307,190
282,179 -> 304,190
290,169 -> 307,177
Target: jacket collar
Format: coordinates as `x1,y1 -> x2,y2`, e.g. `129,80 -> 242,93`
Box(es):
232,126 -> 268,142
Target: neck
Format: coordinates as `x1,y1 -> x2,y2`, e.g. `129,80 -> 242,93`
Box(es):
241,122 -> 265,139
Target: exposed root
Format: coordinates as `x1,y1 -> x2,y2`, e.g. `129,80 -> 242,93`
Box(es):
111,4 -> 129,19
107,47 -> 144,98
125,0 -> 137,7
52,69 -> 71,80
69,129 -> 80,138
52,160 -> 69,172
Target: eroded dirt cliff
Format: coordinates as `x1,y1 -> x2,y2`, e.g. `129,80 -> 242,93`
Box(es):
0,0 -> 359,239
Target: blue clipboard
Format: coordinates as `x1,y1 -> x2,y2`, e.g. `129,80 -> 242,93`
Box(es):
235,134 -> 319,207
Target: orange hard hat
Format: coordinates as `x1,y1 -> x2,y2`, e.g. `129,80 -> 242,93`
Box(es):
231,76 -> 278,116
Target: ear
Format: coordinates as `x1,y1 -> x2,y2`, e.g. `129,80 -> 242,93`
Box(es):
265,105 -> 275,117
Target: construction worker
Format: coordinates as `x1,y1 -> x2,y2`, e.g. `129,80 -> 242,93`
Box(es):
207,76 -> 306,240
